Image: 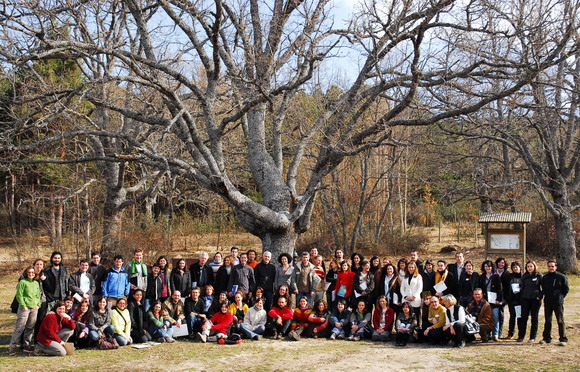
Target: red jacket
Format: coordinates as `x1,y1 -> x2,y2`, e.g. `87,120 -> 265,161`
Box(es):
210,311 -> 233,334
268,306 -> 294,320
372,306 -> 395,332
335,271 -> 356,297
37,312 -> 77,347
292,306 -> 312,327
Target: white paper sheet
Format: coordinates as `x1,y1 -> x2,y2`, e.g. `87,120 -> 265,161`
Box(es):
514,305 -> 522,318
433,281 -> 447,294
360,282 -> 367,291
487,291 -> 497,304
172,324 -> 189,338
511,283 -> 521,294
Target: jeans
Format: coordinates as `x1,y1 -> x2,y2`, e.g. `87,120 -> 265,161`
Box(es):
36,328 -> 73,356
148,324 -> 173,339
543,302 -> 567,342
9,306 -> 38,348
492,306 -> 501,337
519,298 -> 541,340
498,303 -> 506,336
371,330 -> 390,342
88,325 -> 115,341
239,323 -> 265,339
187,314 -> 205,335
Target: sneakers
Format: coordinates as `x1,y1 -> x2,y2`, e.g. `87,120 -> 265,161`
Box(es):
539,339 -> 550,344
165,336 -> 175,343
559,341 -> 567,346
337,333 -> 345,340
353,336 -> 361,341
492,336 -> 500,342
289,331 -> 300,341
251,335 -> 262,341
272,331 -> 278,340
458,341 -> 466,349
516,338 -> 524,342
8,347 -> 16,356
347,335 -> 354,341
196,332 -> 207,343
155,337 -> 165,343
330,333 -> 337,340
33,346 -> 44,356
528,339 -> 535,343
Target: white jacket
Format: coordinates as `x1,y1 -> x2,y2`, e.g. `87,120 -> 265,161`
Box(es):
400,274 -> 423,308
242,306 -> 267,329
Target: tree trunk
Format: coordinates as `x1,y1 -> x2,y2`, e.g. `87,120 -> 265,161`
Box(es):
553,210 -> 577,273
101,186 -> 126,259
260,229 -> 298,263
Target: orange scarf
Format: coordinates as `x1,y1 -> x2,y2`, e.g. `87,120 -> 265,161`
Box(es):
435,270 -> 448,284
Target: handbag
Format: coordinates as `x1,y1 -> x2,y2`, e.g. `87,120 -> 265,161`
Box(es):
10,296 -> 19,314
464,312 -> 480,335
97,336 -> 119,350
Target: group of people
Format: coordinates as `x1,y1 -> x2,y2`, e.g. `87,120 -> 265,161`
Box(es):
8,247 -> 570,356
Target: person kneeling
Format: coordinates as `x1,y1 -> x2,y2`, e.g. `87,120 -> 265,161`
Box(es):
35,301 -> 76,356
442,294 -> 466,348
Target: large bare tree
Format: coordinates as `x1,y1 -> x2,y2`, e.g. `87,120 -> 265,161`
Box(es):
0,0 -> 577,260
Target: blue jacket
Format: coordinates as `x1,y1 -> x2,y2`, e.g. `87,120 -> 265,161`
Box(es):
102,267 -> 130,298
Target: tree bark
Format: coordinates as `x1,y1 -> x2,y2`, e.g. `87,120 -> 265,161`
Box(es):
552,200 -> 577,273
260,229 -> 298,263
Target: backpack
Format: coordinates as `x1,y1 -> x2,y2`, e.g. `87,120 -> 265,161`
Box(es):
464,312 -> 480,335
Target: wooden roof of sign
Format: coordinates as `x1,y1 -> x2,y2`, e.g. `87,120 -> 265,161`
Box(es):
478,212 -> 532,223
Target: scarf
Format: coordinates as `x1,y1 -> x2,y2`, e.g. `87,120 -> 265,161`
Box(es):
355,309 -> 366,321
130,259 -> 148,276
435,270 -> 448,284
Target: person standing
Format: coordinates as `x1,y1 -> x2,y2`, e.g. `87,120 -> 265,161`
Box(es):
125,248 -> 148,294
227,253 -> 256,299
88,252 -> 107,304
9,266 -> 41,355
540,260 -> 569,346
69,259 -> 96,305
254,251 -> 276,310
43,251 -> 69,311
246,250 -> 259,269
293,252 -> 320,306
517,260 -> 542,343
447,252 -> 466,287
102,255 -> 130,308
190,252 -> 214,288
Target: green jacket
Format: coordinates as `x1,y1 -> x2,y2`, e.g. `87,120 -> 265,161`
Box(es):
147,311 -> 165,329
16,278 -> 41,309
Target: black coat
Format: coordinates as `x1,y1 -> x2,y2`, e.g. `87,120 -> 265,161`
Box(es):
43,266 -> 69,302
421,270 -> 435,295
520,272 -> 542,300
254,262 -> 276,292
170,270 -> 192,296
145,274 -> 163,301
478,273 -> 503,307
458,271 -> 480,298
189,263 -> 214,287
128,298 -> 147,338
541,272 -> 568,304
214,266 -> 231,294
88,263 -> 108,296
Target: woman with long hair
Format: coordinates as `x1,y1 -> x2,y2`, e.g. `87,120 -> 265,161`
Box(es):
214,256 -> 233,294
307,299 -> 331,339
71,299 -> 91,348
517,260 -> 542,343
9,266 -> 41,355
170,258 -> 192,297
334,260 -> 355,307
478,260 -> 503,342
156,256 -> 171,303
401,260 -> 423,327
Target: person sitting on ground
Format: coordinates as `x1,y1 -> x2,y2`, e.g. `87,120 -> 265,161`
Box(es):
348,300 -> 371,341
208,291 -> 228,318
249,286 -> 264,307
197,301 -> 234,343
418,294 -> 433,343
128,289 -> 151,344
307,299 -> 331,339
395,302 -> 417,347
88,297 -> 114,344
147,301 -> 175,343
70,299 -> 91,348
162,290 -> 186,334
289,296 -> 312,341
63,296 -> 74,316
229,291 -> 249,333
201,285 -> 214,314
111,296 -> 132,346
268,296 -> 294,340
371,295 -> 395,342
466,288 -> 494,343
329,299 -> 351,340
185,287 -> 207,337
423,296 -> 446,345
35,300 -> 76,356
442,294 -> 466,348
240,297 -> 267,340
